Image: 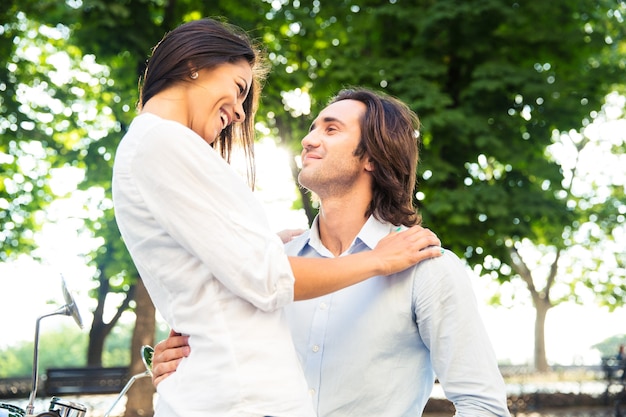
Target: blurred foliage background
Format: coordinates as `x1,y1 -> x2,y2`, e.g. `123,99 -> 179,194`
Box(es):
1,2 -> 626,414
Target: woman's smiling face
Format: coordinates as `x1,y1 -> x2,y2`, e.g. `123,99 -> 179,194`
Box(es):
187,59 -> 253,144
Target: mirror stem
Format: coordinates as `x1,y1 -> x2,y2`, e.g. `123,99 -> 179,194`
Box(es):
25,306 -> 74,416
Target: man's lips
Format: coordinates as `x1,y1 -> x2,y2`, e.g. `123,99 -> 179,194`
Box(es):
302,152 -> 322,162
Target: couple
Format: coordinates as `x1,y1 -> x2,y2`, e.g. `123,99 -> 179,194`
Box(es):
113,17 -> 509,417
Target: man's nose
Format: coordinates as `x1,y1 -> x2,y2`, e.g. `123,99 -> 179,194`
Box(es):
301,131 -> 319,149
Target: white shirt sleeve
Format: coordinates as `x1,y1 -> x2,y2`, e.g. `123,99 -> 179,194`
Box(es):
122,118 -> 294,311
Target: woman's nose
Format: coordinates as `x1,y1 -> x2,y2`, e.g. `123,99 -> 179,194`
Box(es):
234,102 -> 245,122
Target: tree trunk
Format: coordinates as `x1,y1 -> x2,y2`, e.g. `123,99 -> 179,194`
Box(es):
124,278 -> 156,417
87,275 -> 111,366
508,246 -> 558,373
534,296 -> 551,372
87,323 -> 106,366
87,273 -> 136,366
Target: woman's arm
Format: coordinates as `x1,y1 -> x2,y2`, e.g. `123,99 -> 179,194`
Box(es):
150,225 -> 442,387
290,225 -> 442,300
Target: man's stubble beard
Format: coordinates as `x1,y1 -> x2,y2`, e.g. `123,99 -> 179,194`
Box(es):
297,161 -> 362,201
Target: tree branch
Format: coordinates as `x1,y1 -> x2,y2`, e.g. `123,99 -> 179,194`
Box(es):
508,245 -> 538,298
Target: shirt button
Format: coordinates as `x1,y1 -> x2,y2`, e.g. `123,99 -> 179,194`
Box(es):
308,388 -> 316,396
319,302 -> 327,310
312,345 -> 320,352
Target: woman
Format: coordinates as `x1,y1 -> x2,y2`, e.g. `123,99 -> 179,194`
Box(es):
112,18 -> 441,417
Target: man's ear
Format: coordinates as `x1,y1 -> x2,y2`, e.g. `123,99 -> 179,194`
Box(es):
364,157 -> 375,172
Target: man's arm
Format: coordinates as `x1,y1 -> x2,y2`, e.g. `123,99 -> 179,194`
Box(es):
415,253 -> 510,417
152,330 -> 190,387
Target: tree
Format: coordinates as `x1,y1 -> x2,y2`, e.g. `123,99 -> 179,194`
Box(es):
507,93 -> 626,370
0,1 -> 155,414
0,2 -> 99,261
2,5 -> 625,413
258,0 -> 626,372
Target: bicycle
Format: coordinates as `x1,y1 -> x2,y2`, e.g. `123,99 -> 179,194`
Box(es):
0,278 -> 153,417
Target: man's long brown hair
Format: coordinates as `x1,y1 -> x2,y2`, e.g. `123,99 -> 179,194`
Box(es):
331,88 -> 422,227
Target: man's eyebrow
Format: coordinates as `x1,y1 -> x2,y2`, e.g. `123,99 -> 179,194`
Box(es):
309,116 -> 345,132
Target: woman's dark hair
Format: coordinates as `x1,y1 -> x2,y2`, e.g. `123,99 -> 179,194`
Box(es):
138,17 -> 268,186
331,88 -> 422,227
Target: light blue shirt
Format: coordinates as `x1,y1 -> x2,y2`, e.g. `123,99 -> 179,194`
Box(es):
284,216 -> 510,417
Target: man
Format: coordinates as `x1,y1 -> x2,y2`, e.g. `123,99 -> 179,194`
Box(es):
152,88 -> 511,417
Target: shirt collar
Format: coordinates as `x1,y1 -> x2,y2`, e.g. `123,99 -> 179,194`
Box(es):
357,215 -> 397,251
288,215 -> 396,257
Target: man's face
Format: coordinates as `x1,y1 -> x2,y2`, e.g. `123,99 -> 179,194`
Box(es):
298,99 -> 371,197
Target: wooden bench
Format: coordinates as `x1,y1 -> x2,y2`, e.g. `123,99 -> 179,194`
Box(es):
45,366 -> 129,396
0,377 -> 32,398
602,357 -> 626,384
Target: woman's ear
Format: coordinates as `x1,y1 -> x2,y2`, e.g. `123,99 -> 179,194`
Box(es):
187,62 -> 199,79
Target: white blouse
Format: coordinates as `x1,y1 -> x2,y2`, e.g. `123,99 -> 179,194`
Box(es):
112,113 -> 315,417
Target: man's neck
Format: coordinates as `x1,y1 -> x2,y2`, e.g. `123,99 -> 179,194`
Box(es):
317,195 -> 370,257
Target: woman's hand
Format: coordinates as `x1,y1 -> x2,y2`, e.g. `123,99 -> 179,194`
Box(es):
373,225 -> 443,276
277,228 -> 306,243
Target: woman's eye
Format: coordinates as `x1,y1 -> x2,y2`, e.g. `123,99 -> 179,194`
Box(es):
238,84 -> 245,95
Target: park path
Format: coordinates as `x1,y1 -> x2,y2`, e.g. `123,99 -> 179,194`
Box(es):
426,409 -> 613,417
